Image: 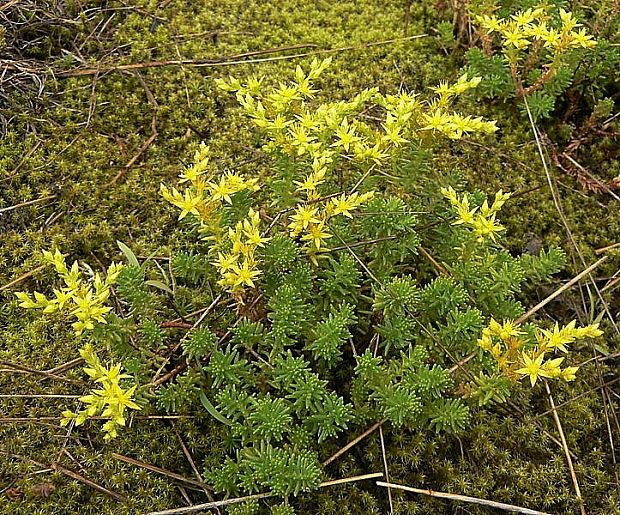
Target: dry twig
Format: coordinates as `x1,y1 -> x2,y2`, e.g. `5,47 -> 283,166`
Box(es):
146,473 -> 384,515
376,480 -> 551,514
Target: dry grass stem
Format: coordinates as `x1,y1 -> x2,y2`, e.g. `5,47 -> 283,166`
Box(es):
376,480 -> 551,514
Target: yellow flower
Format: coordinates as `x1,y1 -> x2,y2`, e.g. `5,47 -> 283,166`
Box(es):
330,191 -> 374,218
42,248 -> 68,275
477,334 -> 493,351
288,125 -> 316,155
332,117 -> 361,152
64,344 -> 140,440
477,14 -> 502,32
230,262 -> 260,289
382,116 -> 409,146
212,252 -> 238,273
511,8 -> 535,27
559,8 -> 579,31
245,228 -> 270,248
160,185 -> 202,220
301,222 -> 332,250
503,29 -> 530,49
570,28 -> 596,49
526,22 -> 549,40
561,366 -> 579,382
540,321 -> 574,352
541,356 -> 565,378
267,114 -> 291,131
498,320 -> 522,340
294,168 -> 326,194
209,178 -> 235,204
289,205 -> 320,233
472,214 -> 505,242
516,353 -> 546,386
421,109 -> 448,132
541,29 -> 561,48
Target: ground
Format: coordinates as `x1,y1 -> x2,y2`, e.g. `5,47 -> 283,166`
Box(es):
1,1 -> 619,513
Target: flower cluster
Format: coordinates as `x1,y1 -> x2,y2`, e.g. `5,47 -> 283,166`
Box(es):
478,319 -> 603,386
423,74 -> 498,139
289,188 -> 375,260
15,249 -> 123,335
474,5 -> 596,97
212,208 -> 270,294
477,7 -> 596,52
217,59 -> 497,162
217,59 -> 496,261
61,344 -> 140,440
160,142 -> 259,239
441,186 -> 510,242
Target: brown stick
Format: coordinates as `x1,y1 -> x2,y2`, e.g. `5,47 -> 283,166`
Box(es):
56,36 -> 427,78
174,431 -> 219,507
46,357 -> 83,375
595,242 -> 620,255
0,264 -> 46,292
51,462 -> 127,502
112,453 -> 213,491
57,44 -> 319,77
376,481 -> 550,514
544,382 -> 587,515
0,0 -> 22,12
322,419 -> 385,466
160,321 -> 194,329
418,245 -> 448,275
108,114 -> 158,185
379,425 -> 394,514
146,473 -> 383,515
152,359 -> 188,387
0,359 -> 82,384
0,195 -> 56,214
0,415 -> 193,423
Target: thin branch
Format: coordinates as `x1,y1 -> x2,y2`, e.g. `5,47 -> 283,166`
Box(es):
55,36 -> 427,78
112,453 -> 213,491
322,419 -> 385,467
0,452 -> 126,502
376,481 -> 551,514
379,425 -> 394,514
0,393 -> 82,399
174,431 -> 219,508
51,462 -> 127,502
57,44 -> 319,77
146,473 -> 383,515
108,112 -> 158,185
0,264 -> 46,292
514,256 -> 607,325
594,241 -> 620,255
0,359 -> 82,384
0,195 -> 56,214
544,381 -> 586,515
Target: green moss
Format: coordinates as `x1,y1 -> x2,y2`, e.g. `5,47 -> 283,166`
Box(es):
1,0 -> 619,513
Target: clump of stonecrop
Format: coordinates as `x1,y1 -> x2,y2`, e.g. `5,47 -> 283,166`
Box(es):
15,59 -> 605,506
15,249 -> 123,335
478,318 -> 602,386
15,249 -> 142,439
465,2 -> 597,118
61,344 -> 141,440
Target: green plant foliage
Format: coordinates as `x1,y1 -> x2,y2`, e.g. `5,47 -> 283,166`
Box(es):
465,1 -> 599,119
2,0 -> 618,513
13,58 -> 599,506
182,327 -> 218,360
